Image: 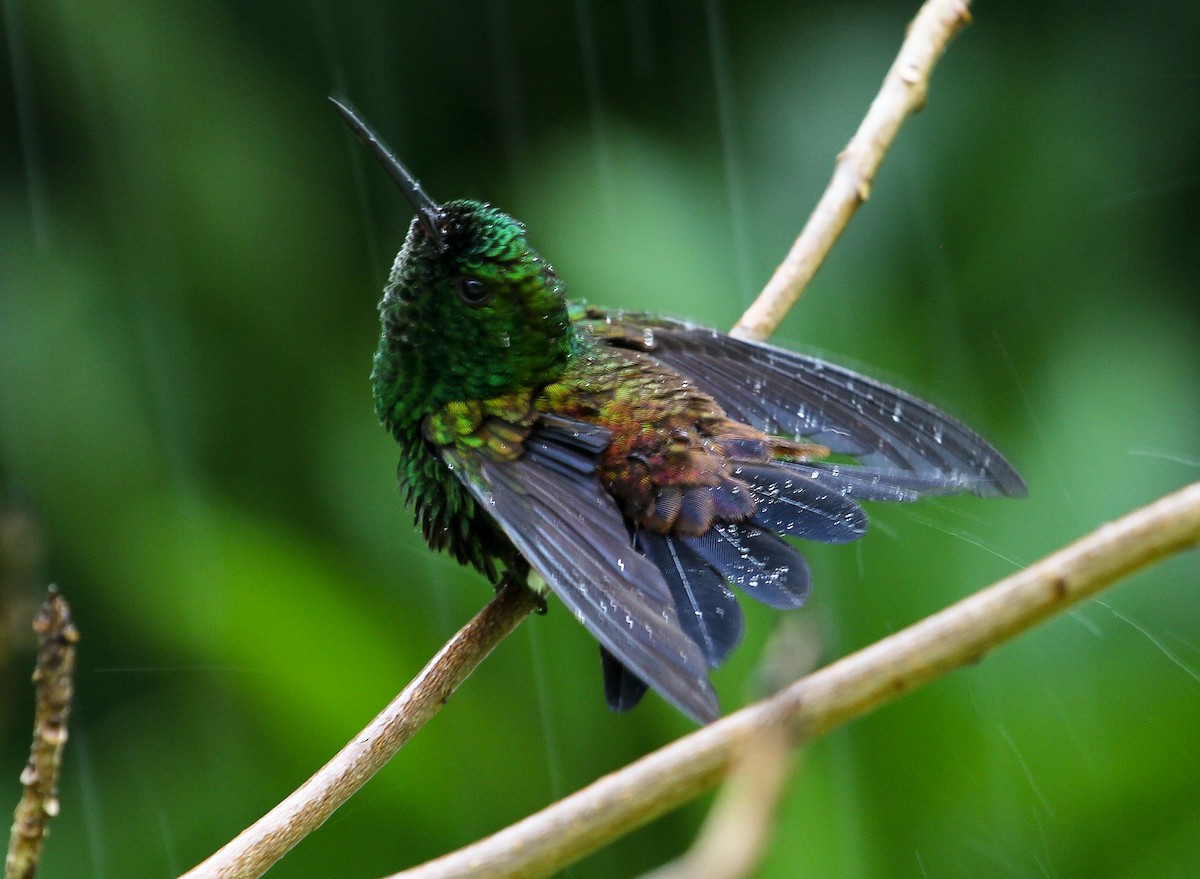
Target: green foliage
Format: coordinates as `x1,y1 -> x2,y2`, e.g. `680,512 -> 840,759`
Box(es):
1,1 -> 1197,877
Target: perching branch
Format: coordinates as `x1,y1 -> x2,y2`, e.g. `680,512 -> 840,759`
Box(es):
177,580 -> 541,879
387,482 -> 1200,879
6,586 -> 79,879
731,0 -> 973,342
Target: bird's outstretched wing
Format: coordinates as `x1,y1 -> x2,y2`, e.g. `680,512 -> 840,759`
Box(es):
580,308 -> 1026,499
441,419 -> 720,723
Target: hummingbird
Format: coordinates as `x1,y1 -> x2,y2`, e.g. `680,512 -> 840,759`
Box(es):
332,97 -> 1026,724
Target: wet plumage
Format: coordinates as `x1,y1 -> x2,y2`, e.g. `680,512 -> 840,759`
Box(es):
335,99 -> 1026,723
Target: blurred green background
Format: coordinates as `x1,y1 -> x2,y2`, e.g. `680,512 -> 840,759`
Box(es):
2,1 -> 1198,876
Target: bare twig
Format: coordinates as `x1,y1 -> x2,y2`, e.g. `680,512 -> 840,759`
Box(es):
387,483 -> 1200,879
731,0 -> 973,342
6,586 -> 79,879
177,579 -> 541,879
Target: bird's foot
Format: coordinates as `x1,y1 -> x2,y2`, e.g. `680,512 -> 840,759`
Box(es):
497,571 -> 548,614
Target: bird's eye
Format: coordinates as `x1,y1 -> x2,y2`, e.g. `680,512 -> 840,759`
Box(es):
456,277 -> 492,306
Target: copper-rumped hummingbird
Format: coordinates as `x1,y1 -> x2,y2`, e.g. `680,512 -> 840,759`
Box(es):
333,97 -> 1025,724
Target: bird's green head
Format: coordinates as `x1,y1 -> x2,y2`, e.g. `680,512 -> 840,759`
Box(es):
333,99 -> 573,432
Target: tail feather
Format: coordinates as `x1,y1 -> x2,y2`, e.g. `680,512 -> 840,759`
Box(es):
636,530 -> 744,666
735,462 -> 868,544
601,646 -> 650,713
684,523 -> 812,610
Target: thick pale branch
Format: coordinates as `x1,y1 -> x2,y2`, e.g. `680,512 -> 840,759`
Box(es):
389,482 -> 1200,879
6,586 -> 78,879
731,0 -> 973,342
177,580 -> 541,879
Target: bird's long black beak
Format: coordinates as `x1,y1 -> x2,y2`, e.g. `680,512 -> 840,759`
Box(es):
330,96 -> 445,248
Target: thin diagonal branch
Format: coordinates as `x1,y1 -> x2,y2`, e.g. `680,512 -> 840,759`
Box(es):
731,0 -> 973,342
388,482 -> 1200,879
6,586 -> 79,879
177,580 -> 541,879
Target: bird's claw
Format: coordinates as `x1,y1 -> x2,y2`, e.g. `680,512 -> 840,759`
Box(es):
496,572 -> 548,614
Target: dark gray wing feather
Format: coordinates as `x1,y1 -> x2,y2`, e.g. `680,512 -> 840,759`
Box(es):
443,444 -> 719,723
586,312 -> 1026,499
